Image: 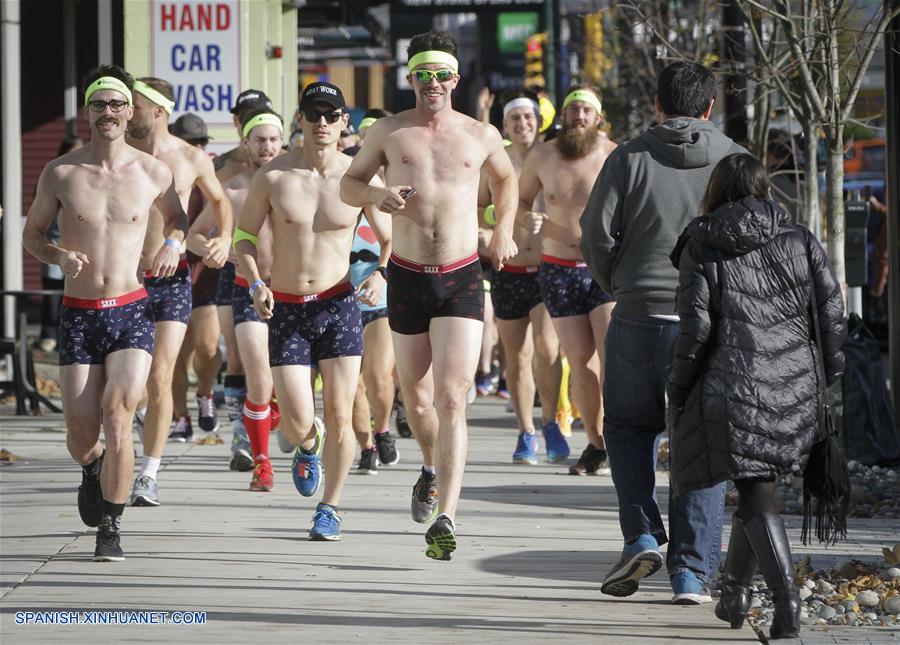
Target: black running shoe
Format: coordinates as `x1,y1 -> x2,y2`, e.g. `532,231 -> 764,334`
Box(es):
425,513 -> 457,561
93,515 -> 125,562
374,431 -> 399,465
356,447 -> 378,475
393,398 -> 412,438
77,457 -> 104,527
568,443 -> 610,476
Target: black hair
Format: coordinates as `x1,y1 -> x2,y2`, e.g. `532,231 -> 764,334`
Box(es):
240,107 -> 283,132
657,62 -> 716,118
407,30 -> 458,60
138,77 -> 175,101
81,64 -> 134,97
363,108 -> 393,120
702,153 -> 772,213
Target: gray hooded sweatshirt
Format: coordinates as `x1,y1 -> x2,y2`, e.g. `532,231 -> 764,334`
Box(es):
580,118 -> 745,316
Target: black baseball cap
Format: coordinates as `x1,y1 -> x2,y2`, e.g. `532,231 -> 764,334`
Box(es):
170,113 -> 212,141
300,82 -> 346,111
231,89 -> 273,115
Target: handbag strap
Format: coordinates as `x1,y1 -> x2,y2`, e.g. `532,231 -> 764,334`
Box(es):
804,237 -> 825,364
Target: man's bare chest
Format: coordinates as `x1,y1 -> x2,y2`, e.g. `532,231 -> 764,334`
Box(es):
58,170 -> 154,226
271,173 -> 357,230
387,133 -> 484,181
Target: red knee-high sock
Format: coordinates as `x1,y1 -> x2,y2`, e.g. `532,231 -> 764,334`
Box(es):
243,400 -> 271,462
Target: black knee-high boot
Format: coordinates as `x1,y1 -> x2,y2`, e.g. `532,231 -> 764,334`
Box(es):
715,514 -> 757,628
743,513 -> 800,639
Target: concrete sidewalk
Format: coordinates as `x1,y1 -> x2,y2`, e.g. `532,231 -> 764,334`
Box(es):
0,397 -> 897,644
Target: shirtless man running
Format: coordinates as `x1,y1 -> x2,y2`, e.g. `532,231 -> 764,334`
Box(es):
341,30 -> 518,560
23,65 -> 188,561
517,84 -> 617,477
236,82 -> 390,540
125,77 -> 232,506
214,89 -> 275,183
480,90 -> 564,465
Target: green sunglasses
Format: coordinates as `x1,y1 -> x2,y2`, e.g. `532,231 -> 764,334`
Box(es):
411,68 -> 456,83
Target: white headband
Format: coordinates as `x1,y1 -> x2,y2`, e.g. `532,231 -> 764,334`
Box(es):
503,97 -> 540,119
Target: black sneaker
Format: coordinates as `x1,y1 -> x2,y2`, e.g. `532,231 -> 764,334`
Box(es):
196,394 -> 220,433
77,457 -> 104,527
393,398 -> 412,438
568,443 -> 610,476
356,447 -> 378,475
425,513 -> 457,561
93,515 -> 125,562
168,415 -> 193,442
374,431 -> 399,465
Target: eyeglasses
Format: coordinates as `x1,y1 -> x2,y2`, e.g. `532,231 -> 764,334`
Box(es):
304,109 -> 343,124
411,68 -> 455,83
88,99 -> 129,113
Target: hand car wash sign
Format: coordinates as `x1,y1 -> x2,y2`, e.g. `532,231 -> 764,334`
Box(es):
151,1 -> 240,126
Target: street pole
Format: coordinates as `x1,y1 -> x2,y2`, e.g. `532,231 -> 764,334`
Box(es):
544,0 -> 556,103
884,0 -> 900,427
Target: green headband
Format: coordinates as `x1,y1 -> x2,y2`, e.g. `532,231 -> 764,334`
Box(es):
562,90 -> 602,115
358,117 -> 378,132
133,81 -> 175,114
242,113 -> 284,139
84,77 -> 133,106
407,50 -> 459,74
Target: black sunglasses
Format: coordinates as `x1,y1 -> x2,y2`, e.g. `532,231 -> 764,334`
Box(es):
88,99 -> 129,113
304,109 -> 343,124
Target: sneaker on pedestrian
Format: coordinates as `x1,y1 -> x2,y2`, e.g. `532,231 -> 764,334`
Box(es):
411,467 -> 438,524
309,503 -> 342,541
512,431 -> 538,465
505,399 -> 515,413
600,533 -> 663,597
356,447 -> 378,475
93,515 -> 125,562
129,474 -> 159,507
393,398 -> 412,438
568,443 -> 610,475
168,415 -> 193,443
495,378 -> 510,400
292,424 -> 324,497
77,459 -> 104,527
541,421 -> 570,463
425,513 -> 457,561
249,459 -> 274,492
196,394 -> 219,433
670,571 -> 713,605
229,424 -> 254,471
374,431 -> 399,465
475,372 -> 493,397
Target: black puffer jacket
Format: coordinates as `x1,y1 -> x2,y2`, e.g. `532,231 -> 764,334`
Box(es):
667,197 -> 846,495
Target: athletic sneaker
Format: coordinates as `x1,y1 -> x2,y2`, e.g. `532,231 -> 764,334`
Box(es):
196,394 -> 219,433
77,458 -> 104,527
670,571 -> 713,605
93,515 -> 125,562
249,459 -> 274,492
374,431 -> 399,465
411,468 -> 439,523
168,415 -> 193,443
512,431 -> 538,465
568,443 -> 610,476
600,534 -> 663,597
475,373 -> 493,397
393,398 -> 412,438
541,421 -> 570,463
229,425 -> 254,472
129,475 -> 159,507
356,447 -> 378,475
495,378 -> 510,400
425,513 -> 457,561
309,503 -> 342,541
292,424 -> 324,497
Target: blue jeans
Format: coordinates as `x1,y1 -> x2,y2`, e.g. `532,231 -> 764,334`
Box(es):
603,313 -> 725,583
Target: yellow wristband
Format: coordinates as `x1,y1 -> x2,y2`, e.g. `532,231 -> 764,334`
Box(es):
232,227 -> 259,250
483,204 -> 497,227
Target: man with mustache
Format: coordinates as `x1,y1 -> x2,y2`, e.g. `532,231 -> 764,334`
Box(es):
516,84 -> 617,477
125,77 -> 232,507
235,82 -> 391,540
340,30 -> 518,560
23,65 -> 188,561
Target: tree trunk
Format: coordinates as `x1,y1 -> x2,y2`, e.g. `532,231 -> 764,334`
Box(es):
824,127 -> 846,288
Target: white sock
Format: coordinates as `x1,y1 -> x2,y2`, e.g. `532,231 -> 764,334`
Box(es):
422,464 -> 436,476
140,456 -> 161,479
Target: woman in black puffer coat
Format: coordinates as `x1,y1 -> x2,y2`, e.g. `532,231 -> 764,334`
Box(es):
667,154 -> 845,640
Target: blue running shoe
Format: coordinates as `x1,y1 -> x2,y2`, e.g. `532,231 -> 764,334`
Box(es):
309,503 -> 342,541
292,424 -> 324,497
512,431 -> 538,464
541,421 -> 570,463
671,571 -> 713,605
601,534 -> 663,597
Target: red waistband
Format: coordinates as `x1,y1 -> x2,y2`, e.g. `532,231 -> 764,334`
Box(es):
144,259 -> 189,278
501,264 -> 540,274
272,281 -> 353,304
62,287 -> 148,310
541,254 -> 586,268
389,251 -> 479,275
